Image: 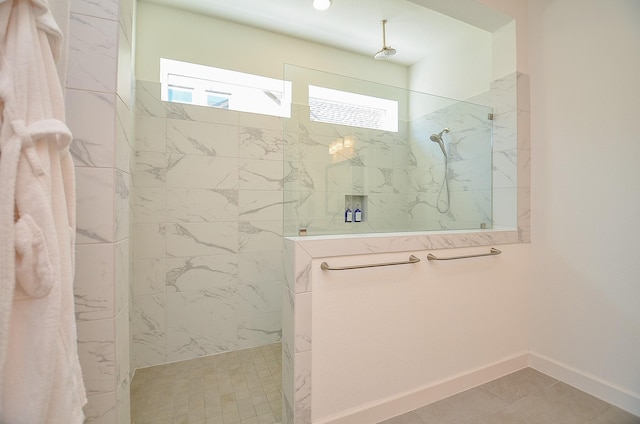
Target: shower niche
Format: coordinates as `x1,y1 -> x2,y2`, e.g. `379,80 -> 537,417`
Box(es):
344,195 -> 367,223
283,65 -> 502,237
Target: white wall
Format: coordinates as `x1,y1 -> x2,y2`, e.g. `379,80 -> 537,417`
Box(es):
408,31 -> 493,101
135,2 -> 407,88
528,0 -> 640,415
312,244 -> 530,422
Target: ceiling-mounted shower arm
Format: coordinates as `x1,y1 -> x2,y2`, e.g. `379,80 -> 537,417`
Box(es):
374,19 -> 396,60
381,19 -> 388,49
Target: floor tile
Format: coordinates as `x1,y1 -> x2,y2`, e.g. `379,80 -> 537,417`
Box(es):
131,343 -> 282,424
587,406 -> 640,424
413,386 -> 506,424
380,368 -> 639,424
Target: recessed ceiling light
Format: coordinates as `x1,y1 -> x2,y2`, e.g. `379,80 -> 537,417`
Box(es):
313,0 -> 332,11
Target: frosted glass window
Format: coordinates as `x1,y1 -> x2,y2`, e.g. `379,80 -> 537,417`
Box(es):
309,85 -> 398,132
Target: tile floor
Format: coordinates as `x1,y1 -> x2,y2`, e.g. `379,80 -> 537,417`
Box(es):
130,343 -> 282,424
131,348 -> 639,424
379,368 -> 640,424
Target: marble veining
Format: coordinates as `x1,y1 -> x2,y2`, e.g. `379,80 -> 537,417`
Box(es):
67,13 -> 118,93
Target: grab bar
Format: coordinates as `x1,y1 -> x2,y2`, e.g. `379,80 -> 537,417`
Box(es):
321,255 -> 420,271
427,248 -> 502,261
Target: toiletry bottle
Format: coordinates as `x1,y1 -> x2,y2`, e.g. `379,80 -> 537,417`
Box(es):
345,206 -> 353,223
354,204 -> 362,222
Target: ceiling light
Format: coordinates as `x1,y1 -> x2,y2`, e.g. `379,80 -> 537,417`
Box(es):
313,0 -> 332,11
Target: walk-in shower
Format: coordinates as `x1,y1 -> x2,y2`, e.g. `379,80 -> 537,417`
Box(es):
430,127 -> 451,213
283,65 -> 493,236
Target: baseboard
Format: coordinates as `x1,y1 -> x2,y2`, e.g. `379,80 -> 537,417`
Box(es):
314,351 -> 529,424
529,351 -> 640,417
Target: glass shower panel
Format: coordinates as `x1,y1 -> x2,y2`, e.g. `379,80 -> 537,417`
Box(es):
283,65 -> 493,237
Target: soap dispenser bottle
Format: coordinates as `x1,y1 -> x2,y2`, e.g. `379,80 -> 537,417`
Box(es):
345,205 -> 353,223
354,204 -> 362,222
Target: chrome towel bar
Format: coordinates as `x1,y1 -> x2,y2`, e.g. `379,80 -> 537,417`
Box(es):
320,255 -> 420,271
427,247 -> 501,261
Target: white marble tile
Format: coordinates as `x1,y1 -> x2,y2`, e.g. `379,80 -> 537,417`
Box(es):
115,305 -> 130,387
115,96 -> 134,173
166,188 -> 238,222
238,112 -> 283,131
166,287 -> 237,327
165,255 -> 238,292
114,170 -> 130,242
67,89 -> 115,168
167,119 -> 238,157
294,292 -> 312,353
284,242 -> 312,294
133,223 -> 165,260
284,161 -> 328,192
517,187 -> 530,232
282,287 -> 294,360
76,167 -> 114,244
493,109 -> 518,152
136,80 -> 165,118
166,154 -> 238,189
133,151 -> 167,188
115,239 -> 129,315
491,72 -> 517,113
83,392 -> 117,424
132,330 -> 166,369
236,283 -> 282,316
165,320 -> 238,362
74,243 -> 114,321
518,148 -> 531,189
133,188 -> 165,223
116,371 -> 131,424
239,220 -> 283,252
164,101 -> 239,125
239,158 -> 283,191
71,0 -> 118,19
239,127 -> 285,160
165,223 -> 239,257
133,258 -> 165,297
493,149 -> 518,189
294,350 -> 312,413
132,294 -> 165,332
238,251 -> 284,284
116,26 -> 133,110
67,13 -> 117,93
239,190 -> 283,221
135,115 -> 166,153
237,311 -> 282,350
118,0 -> 134,45
77,319 -> 116,395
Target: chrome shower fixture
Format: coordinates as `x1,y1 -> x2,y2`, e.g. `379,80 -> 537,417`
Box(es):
430,127 -> 450,155
430,128 -> 451,213
429,127 -> 450,143
374,20 -> 396,60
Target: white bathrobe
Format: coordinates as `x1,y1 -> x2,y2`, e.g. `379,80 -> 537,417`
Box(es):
0,0 -> 87,422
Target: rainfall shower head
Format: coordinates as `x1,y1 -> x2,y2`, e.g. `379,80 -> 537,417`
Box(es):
374,20 -> 396,60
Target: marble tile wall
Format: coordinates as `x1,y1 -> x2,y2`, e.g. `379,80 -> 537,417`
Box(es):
407,99 -> 493,231
283,96 -> 495,236
283,105 -> 411,236
132,80 -> 283,369
66,0 -> 134,422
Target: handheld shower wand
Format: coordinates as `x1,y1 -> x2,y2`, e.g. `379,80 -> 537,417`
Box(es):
429,128 -> 451,213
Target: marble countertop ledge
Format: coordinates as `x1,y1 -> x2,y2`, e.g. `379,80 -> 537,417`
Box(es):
285,227 -> 522,258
